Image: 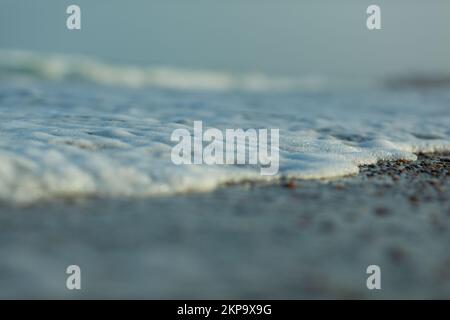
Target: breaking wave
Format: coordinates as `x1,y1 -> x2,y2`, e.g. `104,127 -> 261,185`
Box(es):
0,50 -> 326,92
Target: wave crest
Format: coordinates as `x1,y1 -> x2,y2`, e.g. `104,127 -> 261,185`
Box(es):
0,50 -> 325,92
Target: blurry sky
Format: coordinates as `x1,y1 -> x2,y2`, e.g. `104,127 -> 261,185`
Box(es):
1,0 -> 449,78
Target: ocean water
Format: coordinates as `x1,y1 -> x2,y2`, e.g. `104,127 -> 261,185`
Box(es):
1,50 -> 450,204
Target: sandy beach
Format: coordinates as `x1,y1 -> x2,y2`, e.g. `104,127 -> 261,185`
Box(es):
0,153 -> 448,299
1,1 -> 450,302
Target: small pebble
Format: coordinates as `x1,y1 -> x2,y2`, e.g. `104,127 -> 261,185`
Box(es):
374,207 -> 390,217
283,180 -> 297,189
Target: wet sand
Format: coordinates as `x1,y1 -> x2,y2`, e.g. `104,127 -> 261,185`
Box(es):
0,153 -> 449,299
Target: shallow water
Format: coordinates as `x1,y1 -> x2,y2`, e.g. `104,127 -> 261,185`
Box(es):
1,52 -> 450,204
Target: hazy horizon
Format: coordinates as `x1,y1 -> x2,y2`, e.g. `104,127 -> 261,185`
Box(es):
1,0 -> 450,79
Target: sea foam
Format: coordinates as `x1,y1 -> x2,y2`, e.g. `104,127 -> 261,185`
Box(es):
0,51 -> 450,203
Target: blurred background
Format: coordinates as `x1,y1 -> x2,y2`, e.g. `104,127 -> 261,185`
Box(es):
1,0 -> 450,81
